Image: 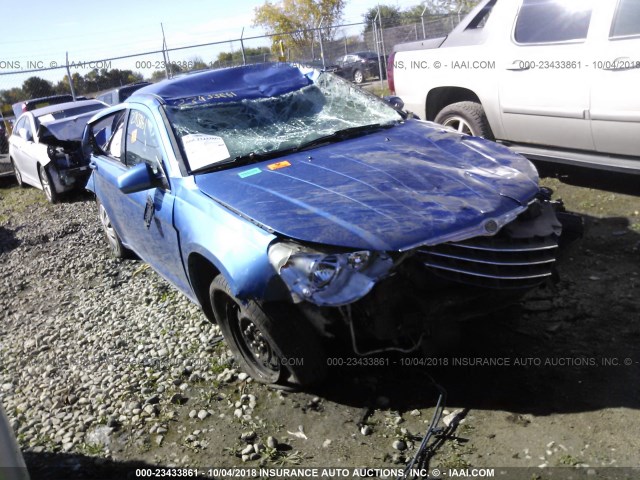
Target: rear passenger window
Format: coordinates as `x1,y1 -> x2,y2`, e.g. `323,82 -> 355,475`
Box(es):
611,0 -> 640,38
514,0 -> 592,44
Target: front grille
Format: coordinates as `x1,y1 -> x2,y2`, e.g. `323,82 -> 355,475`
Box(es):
416,235 -> 558,289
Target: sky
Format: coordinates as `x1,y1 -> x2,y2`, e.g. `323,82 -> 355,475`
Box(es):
0,0 -> 424,88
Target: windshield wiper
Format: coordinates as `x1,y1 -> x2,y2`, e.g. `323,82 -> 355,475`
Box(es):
294,123 -> 394,152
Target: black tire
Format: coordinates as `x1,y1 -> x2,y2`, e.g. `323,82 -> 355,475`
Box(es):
10,158 -> 25,188
434,101 -> 494,139
97,198 -> 131,259
209,274 -> 326,387
353,69 -> 364,84
38,164 -> 58,203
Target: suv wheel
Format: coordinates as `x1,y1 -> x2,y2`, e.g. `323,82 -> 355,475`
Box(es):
434,101 -> 494,139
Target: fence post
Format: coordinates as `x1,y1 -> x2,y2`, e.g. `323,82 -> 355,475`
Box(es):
65,52 -> 77,101
376,7 -> 386,91
161,23 -> 171,79
240,28 -> 247,66
421,6 -> 428,39
317,18 -> 326,69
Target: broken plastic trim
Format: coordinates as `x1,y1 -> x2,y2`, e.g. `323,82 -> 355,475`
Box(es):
268,242 -> 393,307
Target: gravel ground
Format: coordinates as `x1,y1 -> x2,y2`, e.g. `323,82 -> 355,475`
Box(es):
1,169 -> 640,480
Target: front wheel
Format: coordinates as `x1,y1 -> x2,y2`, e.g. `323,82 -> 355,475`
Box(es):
434,101 -> 494,139
353,69 -> 364,84
38,164 -> 58,203
209,274 -> 326,387
10,158 -> 24,188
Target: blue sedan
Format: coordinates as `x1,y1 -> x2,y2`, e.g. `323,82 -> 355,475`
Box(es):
84,63 -> 566,387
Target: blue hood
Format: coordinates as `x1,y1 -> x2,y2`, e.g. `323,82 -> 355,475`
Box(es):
194,121 -> 540,251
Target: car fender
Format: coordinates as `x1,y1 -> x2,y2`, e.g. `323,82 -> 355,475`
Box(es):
173,184 -> 282,302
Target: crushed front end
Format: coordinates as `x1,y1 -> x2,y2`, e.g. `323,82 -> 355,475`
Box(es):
45,140 -> 91,192
269,191 -> 574,356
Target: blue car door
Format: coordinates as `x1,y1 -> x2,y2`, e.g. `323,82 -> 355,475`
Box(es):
90,109 -> 143,251
116,106 -> 191,294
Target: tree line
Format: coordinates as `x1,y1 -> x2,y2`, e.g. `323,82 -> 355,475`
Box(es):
1,1 -> 479,112
0,68 -> 144,109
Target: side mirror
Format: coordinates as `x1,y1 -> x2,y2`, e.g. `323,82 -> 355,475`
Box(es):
117,162 -> 161,194
382,96 -> 405,111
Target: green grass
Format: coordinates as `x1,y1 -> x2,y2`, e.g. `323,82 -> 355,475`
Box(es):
558,454 -> 580,466
78,442 -> 106,456
364,83 -> 391,98
0,184 -> 50,223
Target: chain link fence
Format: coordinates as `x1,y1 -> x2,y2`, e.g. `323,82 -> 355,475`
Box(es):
0,14 -> 464,132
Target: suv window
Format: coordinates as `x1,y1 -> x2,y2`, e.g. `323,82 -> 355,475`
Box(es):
125,110 -> 164,171
466,0 -> 496,29
514,0 -> 592,44
98,93 -> 113,105
611,0 -> 640,38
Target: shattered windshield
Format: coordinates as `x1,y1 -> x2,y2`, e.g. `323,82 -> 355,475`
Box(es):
165,72 -> 402,172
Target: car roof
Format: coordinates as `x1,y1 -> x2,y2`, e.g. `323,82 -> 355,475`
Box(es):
116,82 -> 151,91
28,99 -> 106,117
131,63 -> 312,106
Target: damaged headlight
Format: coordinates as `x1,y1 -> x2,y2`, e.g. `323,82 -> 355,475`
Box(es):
268,242 -> 393,307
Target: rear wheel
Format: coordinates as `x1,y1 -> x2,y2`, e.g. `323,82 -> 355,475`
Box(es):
209,274 -> 326,387
10,158 -> 24,188
97,199 -> 130,259
353,69 -> 364,84
38,164 -> 58,203
434,101 -> 494,139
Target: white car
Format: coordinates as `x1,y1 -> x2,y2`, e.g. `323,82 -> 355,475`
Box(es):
9,100 -> 106,202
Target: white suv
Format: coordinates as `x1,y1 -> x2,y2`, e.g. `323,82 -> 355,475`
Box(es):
390,0 -> 640,174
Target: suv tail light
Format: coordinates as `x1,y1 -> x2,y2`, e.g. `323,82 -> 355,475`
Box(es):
387,52 -> 396,94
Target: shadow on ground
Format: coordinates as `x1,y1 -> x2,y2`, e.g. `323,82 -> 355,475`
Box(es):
22,451 -> 211,480
312,213 -> 640,418
537,163 -> 640,197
